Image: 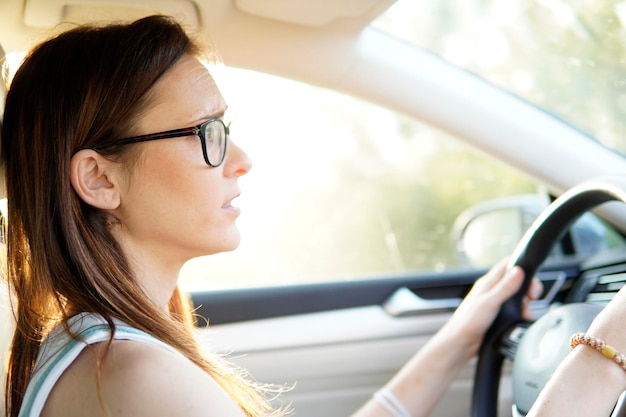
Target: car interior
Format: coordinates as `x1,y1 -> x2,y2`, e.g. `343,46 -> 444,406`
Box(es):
3,1 -> 626,417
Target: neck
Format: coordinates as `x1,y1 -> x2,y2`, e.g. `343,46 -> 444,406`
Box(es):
111,231 -> 185,313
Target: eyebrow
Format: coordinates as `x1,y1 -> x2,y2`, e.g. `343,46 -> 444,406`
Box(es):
194,106 -> 228,124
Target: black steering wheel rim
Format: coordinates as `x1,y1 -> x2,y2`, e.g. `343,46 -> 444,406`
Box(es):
471,176 -> 626,417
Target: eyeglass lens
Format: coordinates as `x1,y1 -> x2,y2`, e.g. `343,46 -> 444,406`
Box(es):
201,120 -> 227,167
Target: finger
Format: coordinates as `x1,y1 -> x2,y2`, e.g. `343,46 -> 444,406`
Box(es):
521,296 -> 532,321
528,278 -> 544,301
520,279 -> 543,320
486,265 -> 525,304
475,258 -> 510,290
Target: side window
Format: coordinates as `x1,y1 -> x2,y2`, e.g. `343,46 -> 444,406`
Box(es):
178,66 -> 541,290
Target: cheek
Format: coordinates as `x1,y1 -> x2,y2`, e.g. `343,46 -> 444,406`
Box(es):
124,149 -> 217,217
123,142 -> 232,241
139,140 -> 213,197
151,166 -> 223,216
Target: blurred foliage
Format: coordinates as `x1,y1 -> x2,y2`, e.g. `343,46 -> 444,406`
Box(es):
182,79 -> 539,288
374,0 -> 626,154
182,0 -> 626,288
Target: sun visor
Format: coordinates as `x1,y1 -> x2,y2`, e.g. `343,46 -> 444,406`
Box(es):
23,0 -> 200,29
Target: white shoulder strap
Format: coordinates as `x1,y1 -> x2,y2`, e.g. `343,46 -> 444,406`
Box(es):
18,313 -> 181,417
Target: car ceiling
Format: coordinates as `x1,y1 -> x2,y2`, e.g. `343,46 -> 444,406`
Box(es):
0,0 -> 391,49
2,0 -> 626,229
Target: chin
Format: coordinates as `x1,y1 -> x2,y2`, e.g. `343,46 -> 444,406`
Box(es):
188,227 -> 242,257
215,229 -> 242,254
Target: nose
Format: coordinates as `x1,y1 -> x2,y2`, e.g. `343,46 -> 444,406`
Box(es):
224,139 -> 252,177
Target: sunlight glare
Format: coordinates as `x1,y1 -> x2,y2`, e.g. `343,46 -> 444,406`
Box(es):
3,51 -> 26,86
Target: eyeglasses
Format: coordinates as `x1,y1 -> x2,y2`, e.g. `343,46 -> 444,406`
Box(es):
92,119 -> 229,167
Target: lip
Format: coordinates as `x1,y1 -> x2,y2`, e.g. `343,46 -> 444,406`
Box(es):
222,193 -> 241,215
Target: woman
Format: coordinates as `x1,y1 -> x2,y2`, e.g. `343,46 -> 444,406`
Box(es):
1,15 -> 545,417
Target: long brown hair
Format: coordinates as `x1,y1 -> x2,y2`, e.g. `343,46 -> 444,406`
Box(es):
2,15 -> 285,417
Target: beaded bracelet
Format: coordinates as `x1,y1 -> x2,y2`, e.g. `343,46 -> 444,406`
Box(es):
570,332 -> 626,371
373,388 -> 412,417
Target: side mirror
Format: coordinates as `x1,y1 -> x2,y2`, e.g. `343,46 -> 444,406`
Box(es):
452,194 -> 618,267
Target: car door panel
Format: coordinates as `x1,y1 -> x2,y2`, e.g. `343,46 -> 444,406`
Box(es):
191,271 -> 479,325
192,269 -> 515,417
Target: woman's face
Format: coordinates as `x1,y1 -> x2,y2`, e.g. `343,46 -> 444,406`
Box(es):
113,54 -> 252,268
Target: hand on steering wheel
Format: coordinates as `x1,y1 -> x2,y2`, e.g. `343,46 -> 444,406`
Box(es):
446,259 -> 541,359
472,176 -> 626,417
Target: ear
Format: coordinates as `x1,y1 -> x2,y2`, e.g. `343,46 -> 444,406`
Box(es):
70,149 -> 121,210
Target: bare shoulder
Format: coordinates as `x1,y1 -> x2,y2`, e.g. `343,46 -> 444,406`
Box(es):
42,339 -> 246,417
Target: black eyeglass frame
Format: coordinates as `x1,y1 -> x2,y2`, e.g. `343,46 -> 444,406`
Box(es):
92,118 -> 229,167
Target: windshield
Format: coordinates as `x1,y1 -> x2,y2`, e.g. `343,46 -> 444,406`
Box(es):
372,0 -> 626,157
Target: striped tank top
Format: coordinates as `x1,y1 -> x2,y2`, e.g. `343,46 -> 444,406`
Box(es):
18,313 -> 181,417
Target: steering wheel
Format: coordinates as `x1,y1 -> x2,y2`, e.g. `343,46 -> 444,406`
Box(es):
471,176 -> 626,417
